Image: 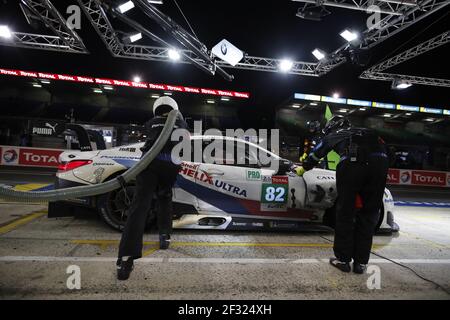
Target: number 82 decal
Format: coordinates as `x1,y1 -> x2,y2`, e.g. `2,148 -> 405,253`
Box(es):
261,184 -> 288,204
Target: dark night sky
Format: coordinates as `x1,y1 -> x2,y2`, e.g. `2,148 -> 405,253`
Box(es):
0,0 -> 449,116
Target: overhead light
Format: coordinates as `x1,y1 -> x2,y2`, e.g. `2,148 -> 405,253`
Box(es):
206,99 -> 215,104
392,79 -> 412,90
0,25 -> 12,39
312,49 -> 325,61
424,118 -> 435,122
168,49 -> 181,61
292,104 -> 300,108
164,92 -> 173,95
221,97 -> 230,101
310,102 -> 318,106
151,94 -> 160,99
93,88 -> 103,94
405,113 -> 412,116
117,1 -> 135,14
147,0 -> 163,3
32,83 -> 42,88
333,92 -> 340,99
279,59 -> 294,72
40,79 -> 51,84
383,114 -> 392,118
340,29 -> 358,42
129,32 -> 142,43
338,109 -> 348,113
103,86 -> 114,91
133,76 -> 141,83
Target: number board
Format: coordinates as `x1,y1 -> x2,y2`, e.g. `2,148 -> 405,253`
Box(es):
261,176 -> 288,205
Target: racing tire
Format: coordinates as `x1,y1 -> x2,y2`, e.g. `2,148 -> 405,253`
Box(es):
96,175 -> 155,232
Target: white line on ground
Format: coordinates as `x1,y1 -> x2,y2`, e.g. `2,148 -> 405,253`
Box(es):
1,256 -> 450,264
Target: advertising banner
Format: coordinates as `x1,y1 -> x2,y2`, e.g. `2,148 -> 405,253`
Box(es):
0,146 -> 63,168
387,168 -> 450,188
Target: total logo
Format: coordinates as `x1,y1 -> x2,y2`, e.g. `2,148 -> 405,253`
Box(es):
3,149 -> 18,163
400,171 -> 411,184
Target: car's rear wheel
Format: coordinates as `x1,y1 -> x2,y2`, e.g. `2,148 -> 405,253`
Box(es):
97,179 -> 155,231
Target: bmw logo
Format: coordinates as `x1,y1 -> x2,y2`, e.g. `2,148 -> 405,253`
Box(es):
221,43 -> 228,55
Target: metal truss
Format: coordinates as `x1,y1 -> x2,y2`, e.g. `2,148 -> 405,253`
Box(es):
366,30 -> 449,73
360,30 -> 450,87
360,0 -> 449,49
360,71 -> 450,87
78,0 -> 320,77
0,0 -> 87,53
304,0 -> 449,78
292,0 -> 416,16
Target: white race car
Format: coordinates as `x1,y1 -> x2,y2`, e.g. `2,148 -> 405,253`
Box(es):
49,135 -> 399,234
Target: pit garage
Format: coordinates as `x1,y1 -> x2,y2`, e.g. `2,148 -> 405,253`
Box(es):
0,0 -> 450,302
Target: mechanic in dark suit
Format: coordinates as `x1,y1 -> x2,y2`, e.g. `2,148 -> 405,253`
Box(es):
295,115 -> 388,274
117,96 -> 188,280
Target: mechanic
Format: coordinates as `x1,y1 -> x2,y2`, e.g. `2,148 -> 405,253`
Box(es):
295,115 -> 388,274
117,96 -> 188,281
301,120 -> 321,162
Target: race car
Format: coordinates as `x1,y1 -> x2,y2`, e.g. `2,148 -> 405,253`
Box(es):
49,135 -> 399,234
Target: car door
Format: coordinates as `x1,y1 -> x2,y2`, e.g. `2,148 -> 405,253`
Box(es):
195,137 -> 264,214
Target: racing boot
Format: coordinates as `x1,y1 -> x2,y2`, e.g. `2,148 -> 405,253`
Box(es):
116,256 -> 134,281
329,257 -> 351,273
353,262 -> 367,274
159,234 -> 171,250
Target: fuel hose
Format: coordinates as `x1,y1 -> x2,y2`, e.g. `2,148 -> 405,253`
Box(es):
0,110 -> 178,203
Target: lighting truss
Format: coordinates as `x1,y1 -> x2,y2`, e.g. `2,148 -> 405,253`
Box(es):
292,0 -> 414,16
78,0 -> 320,77
304,0 -> 449,80
0,0 -> 88,53
360,30 -> 450,87
360,72 -> 450,87
364,30 -> 449,73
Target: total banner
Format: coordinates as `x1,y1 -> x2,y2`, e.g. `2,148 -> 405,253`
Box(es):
0,146 -> 63,168
387,168 -> 450,188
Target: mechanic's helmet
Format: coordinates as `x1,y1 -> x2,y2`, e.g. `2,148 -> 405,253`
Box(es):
153,96 -> 179,116
322,115 -> 351,135
306,120 -> 321,134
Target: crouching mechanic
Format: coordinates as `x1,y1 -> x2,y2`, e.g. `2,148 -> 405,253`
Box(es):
117,96 -> 188,280
295,115 -> 388,274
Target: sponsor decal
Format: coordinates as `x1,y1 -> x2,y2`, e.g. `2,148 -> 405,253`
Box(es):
179,163 -> 247,197
2,149 -> 19,165
411,171 -> 446,187
119,147 -> 137,153
316,175 -> 335,180
246,169 -> 261,181
93,162 -> 114,166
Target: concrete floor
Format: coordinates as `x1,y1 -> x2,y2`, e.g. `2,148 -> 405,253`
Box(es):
0,203 -> 449,299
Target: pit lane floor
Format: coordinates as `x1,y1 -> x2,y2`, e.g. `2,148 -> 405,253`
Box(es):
0,203 -> 449,300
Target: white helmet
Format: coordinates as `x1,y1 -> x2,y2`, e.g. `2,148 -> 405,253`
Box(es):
153,96 -> 179,116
